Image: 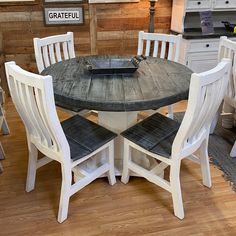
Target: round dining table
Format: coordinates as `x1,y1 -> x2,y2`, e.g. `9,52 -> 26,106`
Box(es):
41,55 -> 193,175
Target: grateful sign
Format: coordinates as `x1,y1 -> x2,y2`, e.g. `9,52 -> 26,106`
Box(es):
44,7 -> 84,25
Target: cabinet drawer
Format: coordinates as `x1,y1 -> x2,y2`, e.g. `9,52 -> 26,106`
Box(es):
187,52 -> 218,73
188,40 -> 219,52
213,0 -> 236,8
186,0 -> 211,10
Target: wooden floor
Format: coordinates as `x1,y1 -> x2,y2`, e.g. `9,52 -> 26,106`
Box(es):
1,99 -> 236,236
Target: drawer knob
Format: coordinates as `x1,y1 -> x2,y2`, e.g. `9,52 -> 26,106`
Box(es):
225,0 -> 229,3
206,44 -> 210,47
197,1 -> 201,4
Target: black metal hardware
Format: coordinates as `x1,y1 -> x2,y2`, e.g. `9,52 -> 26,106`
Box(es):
222,21 -> 236,32
134,55 -> 147,62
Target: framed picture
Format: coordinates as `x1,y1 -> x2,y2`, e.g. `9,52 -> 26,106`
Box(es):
0,0 -> 38,5
44,7 -> 84,26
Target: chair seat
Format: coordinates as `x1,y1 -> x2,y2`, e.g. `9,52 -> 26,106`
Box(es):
61,115 -> 117,161
121,113 -> 180,158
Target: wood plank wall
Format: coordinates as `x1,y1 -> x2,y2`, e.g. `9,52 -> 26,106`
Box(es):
0,0 -> 172,83
94,0 -> 172,55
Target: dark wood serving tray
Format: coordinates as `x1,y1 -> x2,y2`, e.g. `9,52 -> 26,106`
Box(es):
85,57 -> 140,74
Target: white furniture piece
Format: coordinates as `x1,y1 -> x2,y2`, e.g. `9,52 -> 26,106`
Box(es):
171,0 -> 236,34
34,32 -> 92,115
137,31 -> 182,119
171,0 -> 236,73
121,58 -> 231,219
217,36 -> 236,156
0,86 -> 10,173
5,61 -> 117,223
33,32 -> 75,73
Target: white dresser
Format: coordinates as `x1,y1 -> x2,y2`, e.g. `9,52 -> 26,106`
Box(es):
171,0 -> 236,72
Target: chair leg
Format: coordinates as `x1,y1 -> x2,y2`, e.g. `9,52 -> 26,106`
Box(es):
2,117 -> 10,135
26,142 -> 38,192
0,142 -> 5,160
0,161 -> 3,173
230,141 -> 236,157
199,139 -> 212,188
167,105 -> 174,119
121,141 -> 131,184
58,164 -> 72,223
107,141 -> 116,186
0,104 -> 10,135
170,160 -> 184,219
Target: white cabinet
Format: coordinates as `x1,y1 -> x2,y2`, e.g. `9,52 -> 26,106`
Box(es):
171,0 -> 236,73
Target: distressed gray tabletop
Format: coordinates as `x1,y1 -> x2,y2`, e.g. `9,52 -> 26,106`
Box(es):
41,55 -> 192,112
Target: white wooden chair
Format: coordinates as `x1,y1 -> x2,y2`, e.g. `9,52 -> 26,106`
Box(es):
216,36 -> 236,157
33,32 -> 75,73
33,32 -> 91,115
5,61 -> 117,223
137,31 -> 182,119
121,58 -> 231,219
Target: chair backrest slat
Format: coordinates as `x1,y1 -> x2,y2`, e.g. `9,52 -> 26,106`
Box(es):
160,41 -> 166,59
42,45 -> 50,68
137,31 -> 182,62
172,59 -> 231,158
48,44 -> 56,65
153,41 -> 159,57
55,42 -> 62,62
145,40 -> 151,57
34,32 -> 75,73
167,43 -> 174,60
5,61 -> 70,161
62,41 -> 69,60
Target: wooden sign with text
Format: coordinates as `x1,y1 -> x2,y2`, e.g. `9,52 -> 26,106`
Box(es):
44,7 -> 84,26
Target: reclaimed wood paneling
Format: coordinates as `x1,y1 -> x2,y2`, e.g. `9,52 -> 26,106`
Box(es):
0,0 -> 172,78
94,0 -> 172,54
89,4 -> 98,55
